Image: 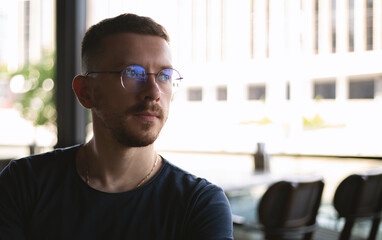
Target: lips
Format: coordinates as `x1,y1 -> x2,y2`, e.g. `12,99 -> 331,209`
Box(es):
133,111 -> 160,121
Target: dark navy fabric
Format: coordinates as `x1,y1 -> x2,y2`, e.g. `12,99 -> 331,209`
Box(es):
0,145 -> 233,240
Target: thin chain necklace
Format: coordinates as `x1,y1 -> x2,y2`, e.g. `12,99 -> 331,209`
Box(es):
136,154 -> 159,188
84,151 -> 159,188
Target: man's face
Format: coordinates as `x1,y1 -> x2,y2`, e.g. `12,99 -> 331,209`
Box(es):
89,33 -> 173,147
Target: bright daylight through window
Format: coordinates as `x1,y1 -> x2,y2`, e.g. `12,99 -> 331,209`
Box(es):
0,0 -> 382,159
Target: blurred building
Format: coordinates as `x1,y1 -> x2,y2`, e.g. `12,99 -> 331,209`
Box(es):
172,0 -> 382,112
147,0 -> 381,155
1,0 -> 382,155
0,0 -> 55,71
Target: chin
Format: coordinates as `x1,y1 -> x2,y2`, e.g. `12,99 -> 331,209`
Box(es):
114,130 -> 160,148
108,118 -> 165,147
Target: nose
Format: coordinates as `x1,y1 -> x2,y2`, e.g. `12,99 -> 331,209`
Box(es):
139,74 -> 161,101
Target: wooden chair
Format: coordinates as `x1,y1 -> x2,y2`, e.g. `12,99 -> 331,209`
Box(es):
333,169 -> 382,240
233,177 -> 324,240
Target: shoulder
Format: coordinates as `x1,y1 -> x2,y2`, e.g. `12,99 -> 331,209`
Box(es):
160,158 -> 233,239
160,157 -> 231,216
13,145 -> 79,166
0,145 -> 81,239
0,145 -> 80,184
0,145 -> 81,210
161,158 -> 223,194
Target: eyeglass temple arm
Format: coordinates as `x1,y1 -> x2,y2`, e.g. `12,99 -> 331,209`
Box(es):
85,71 -> 183,80
84,71 -> 121,77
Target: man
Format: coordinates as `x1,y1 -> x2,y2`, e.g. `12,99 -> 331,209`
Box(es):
0,13 -> 233,239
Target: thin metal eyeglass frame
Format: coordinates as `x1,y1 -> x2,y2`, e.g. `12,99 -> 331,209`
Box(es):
84,67 -> 183,86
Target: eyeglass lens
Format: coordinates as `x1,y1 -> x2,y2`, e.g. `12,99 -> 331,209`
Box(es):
120,65 -> 181,93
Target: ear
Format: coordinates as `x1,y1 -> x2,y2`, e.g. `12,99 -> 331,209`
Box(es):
72,75 -> 94,109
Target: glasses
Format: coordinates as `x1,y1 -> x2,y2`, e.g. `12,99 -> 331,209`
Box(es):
85,65 -> 183,93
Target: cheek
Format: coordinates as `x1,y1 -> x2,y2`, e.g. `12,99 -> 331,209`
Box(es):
93,84 -> 128,109
93,87 -> 102,109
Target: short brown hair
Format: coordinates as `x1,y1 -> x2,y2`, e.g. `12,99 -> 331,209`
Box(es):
81,13 -> 170,71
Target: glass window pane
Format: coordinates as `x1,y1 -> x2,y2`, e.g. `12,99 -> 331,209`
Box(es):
248,84 -> 266,100
314,80 -> 336,99
1,0 -> 56,159
349,79 -> 374,99
217,86 -> 227,101
188,88 -> 203,101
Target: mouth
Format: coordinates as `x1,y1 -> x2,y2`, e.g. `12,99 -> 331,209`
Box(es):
133,111 -> 160,122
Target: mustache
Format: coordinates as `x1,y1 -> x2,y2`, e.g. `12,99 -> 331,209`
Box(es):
125,103 -> 164,118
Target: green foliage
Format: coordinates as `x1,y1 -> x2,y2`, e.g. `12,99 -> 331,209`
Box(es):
0,63 -> 8,73
303,114 -> 324,128
240,117 -> 272,125
11,52 -> 56,126
314,94 -> 323,101
257,117 -> 272,125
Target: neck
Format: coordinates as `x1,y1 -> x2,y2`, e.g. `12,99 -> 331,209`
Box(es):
76,138 -> 161,193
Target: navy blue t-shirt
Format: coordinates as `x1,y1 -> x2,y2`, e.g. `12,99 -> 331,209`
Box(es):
0,146 -> 233,240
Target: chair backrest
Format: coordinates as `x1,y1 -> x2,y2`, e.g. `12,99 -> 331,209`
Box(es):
333,169 -> 382,240
334,170 -> 382,218
258,177 -> 324,239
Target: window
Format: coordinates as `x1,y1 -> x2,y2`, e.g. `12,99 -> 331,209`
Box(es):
217,86 -> 227,101
248,84 -> 266,100
286,82 -> 290,100
313,80 -> 336,99
348,79 -> 374,99
366,0 -> 373,50
188,87 -> 203,101
314,0 -> 319,54
348,0 -> 354,52
331,0 -> 336,53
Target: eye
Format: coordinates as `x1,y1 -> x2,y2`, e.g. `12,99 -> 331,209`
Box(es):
158,73 -> 170,82
126,69 -> 137,78
158,69 -> 173,82
124,65 -> 146,82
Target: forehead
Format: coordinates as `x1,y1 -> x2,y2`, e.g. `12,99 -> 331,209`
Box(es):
97,33 -> 172,69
